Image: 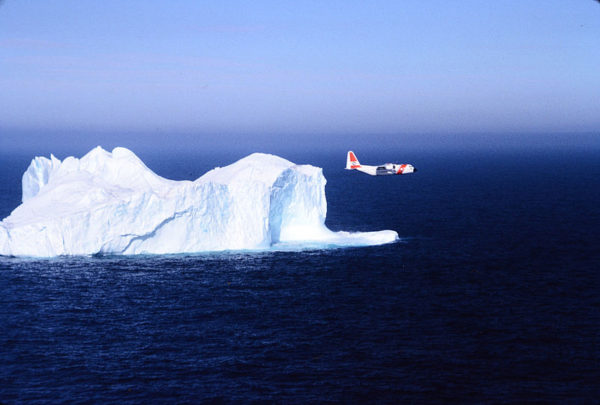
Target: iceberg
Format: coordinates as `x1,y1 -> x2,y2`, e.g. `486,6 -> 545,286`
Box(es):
0,147 -> 398,257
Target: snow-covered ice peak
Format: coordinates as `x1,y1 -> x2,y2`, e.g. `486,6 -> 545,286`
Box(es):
0,147 -> 398,257
22,146 -> 176,203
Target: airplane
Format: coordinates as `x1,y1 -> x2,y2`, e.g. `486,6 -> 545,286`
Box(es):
345,151 -> 417,176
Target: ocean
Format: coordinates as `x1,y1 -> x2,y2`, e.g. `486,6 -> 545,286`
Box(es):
1,147 -> 599,403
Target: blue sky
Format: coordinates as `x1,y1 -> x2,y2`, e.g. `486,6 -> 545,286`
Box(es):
1,0 -> 599,152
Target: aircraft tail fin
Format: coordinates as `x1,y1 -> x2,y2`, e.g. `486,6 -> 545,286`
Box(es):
346,151 -> 361,170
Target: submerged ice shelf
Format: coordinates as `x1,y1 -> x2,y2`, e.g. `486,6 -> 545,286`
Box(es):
0,147 -> 398,257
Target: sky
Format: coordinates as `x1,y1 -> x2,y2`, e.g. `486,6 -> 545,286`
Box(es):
1,0 -> 599,153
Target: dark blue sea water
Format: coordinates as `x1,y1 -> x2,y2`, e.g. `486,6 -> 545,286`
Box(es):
1,148 -> 599,403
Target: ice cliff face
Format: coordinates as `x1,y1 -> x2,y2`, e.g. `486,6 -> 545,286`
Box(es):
0,147 -> 398,257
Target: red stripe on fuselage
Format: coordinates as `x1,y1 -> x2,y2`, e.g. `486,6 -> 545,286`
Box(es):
396,164 -> 407,174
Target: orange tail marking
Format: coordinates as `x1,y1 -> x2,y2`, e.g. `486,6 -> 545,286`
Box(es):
349,152 -> 360,168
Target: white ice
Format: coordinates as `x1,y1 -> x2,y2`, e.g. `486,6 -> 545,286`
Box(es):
0,147 -> 398,257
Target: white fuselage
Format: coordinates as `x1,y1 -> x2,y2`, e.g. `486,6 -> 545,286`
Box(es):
345,151 -> 417,176
353,163 -> 416,176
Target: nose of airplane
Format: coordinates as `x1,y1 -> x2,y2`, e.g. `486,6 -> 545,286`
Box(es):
413,167 -> 418,172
